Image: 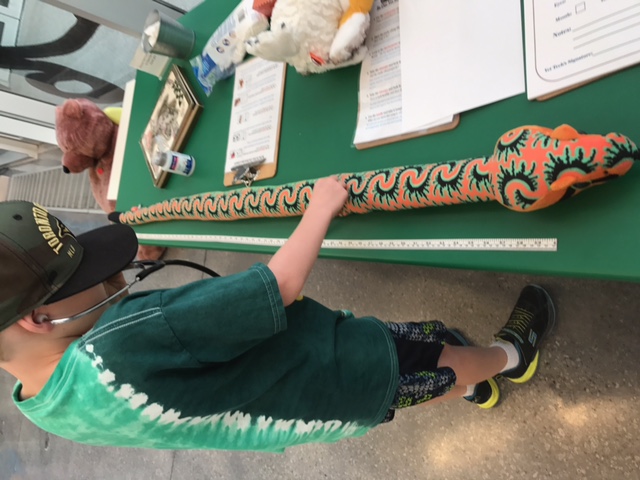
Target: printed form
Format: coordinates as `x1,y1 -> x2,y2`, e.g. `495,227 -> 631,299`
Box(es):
225,57 -> 286,185
525,0 -> 640,99
353,0 -> 454,149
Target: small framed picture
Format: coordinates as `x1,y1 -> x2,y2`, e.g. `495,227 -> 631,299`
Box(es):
140,65 -> 202,188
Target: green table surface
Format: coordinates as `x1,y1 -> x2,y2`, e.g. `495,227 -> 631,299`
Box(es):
117,0 -> 640,282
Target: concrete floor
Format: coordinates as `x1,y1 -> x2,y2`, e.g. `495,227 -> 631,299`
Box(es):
2,247 -> 639,480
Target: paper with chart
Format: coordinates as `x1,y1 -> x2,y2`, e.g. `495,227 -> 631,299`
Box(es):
353,0 -> 456,149
225,57 -> 286,186
524,0 -> 640,99
399,0 -> 525,132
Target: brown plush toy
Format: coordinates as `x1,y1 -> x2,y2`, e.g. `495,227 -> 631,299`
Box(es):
55,98 -> 166,261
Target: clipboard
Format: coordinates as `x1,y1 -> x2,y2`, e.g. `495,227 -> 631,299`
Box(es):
533,76 -> 606,101
354,115 -> 460,150
352,0 -> 464,151
524,0 -> 640,101
224,58 -> 286,187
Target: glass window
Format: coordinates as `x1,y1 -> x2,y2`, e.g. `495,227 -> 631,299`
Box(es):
154,0 -> 204,15
0,0 -> 139,107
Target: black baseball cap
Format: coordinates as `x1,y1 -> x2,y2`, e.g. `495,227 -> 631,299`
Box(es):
0,201 -> 138,331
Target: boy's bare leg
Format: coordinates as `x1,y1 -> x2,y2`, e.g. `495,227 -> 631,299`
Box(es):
421,285 -> 555,408
415,346 -> 506,408
437,344 -> 507,386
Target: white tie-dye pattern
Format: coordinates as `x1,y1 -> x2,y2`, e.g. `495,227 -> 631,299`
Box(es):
115,384 -> 134,399
223,411 -> 245,428
342,424 -> 360,436
22,344 -> 373,451
173,416 -> 192,427
129,393 -> 148,409
236,413 -> 252,431
324,420 -> 343,432
159,409 -> 182,424
274,419 -> 295,431
142,403 -> 163,420
188,416 -> 206,426
98,370 -> 115,384
208,413 -> 224,426
294,420 -> 317,435
257,415 -> 273,431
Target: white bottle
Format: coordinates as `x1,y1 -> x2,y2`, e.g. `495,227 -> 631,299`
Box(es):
152,137 -> 195,176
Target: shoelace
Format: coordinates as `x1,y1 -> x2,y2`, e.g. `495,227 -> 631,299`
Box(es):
504,307 -> 534,335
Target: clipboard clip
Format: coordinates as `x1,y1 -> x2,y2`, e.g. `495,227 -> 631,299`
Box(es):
231,156 -> 266,187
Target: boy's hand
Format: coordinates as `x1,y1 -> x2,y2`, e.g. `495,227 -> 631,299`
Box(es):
307,177 -> 348,218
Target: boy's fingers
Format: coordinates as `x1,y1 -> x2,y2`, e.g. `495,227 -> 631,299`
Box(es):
329,175 -> 346,188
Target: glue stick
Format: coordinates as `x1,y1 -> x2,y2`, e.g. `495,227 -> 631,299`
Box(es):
152,137 -> 195,176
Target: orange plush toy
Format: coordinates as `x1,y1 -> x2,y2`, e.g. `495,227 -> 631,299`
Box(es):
114,125 -> 639,225
55,98 -> 166,261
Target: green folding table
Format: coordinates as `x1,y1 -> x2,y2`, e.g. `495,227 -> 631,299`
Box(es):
117,0 -> 640,282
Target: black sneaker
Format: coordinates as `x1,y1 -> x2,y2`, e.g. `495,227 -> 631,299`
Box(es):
445,329 -> 500,409
495,285 -> 556,384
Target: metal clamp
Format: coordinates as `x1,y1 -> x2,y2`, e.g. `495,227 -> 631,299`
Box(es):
231,157 -> 266,187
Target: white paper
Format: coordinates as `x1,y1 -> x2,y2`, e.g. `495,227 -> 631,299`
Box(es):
399,0 -> 525,131
524,0 -> 640,99
354,0 -> 453,147
225,57 -> 286,173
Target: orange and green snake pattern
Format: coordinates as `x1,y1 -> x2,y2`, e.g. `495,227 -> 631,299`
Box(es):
116,125 -> 639,226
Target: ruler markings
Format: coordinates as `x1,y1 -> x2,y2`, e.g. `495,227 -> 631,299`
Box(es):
136,233 -> 558,251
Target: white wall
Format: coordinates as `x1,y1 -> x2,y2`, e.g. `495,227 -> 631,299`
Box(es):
0,91 -> 58,168
0,176 -> 10,201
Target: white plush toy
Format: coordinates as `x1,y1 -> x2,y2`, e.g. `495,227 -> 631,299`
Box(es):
243,0 -> 375,74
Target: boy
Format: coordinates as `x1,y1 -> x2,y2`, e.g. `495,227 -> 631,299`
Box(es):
0,177 -> 555,452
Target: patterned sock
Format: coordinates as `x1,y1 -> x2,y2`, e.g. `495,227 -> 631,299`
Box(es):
491,340 -> 520,373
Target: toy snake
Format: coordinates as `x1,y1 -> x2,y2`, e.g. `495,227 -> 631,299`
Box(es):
114,125 -> 639,226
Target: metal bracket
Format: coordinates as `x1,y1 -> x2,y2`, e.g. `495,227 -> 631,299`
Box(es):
231,157 -> 266,187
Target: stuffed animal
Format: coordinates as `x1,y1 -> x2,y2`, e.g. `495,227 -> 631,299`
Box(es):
243,0 -> 375,74
112,125 -> 639,226
55,98 -> 166,261
56,99 -> 119,213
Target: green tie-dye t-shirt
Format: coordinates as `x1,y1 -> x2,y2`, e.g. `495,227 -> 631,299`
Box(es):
14,263 -> 398,452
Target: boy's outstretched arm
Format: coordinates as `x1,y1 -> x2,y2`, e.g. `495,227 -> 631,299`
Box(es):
267,177 -> 348,306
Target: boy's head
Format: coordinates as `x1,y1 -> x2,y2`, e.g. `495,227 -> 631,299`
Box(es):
0,201 -> 138,332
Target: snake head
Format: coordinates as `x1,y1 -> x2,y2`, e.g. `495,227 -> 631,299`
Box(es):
491,125 -> 639,212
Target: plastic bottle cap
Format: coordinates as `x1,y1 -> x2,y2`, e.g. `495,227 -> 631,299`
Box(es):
151,152 -> 165,166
